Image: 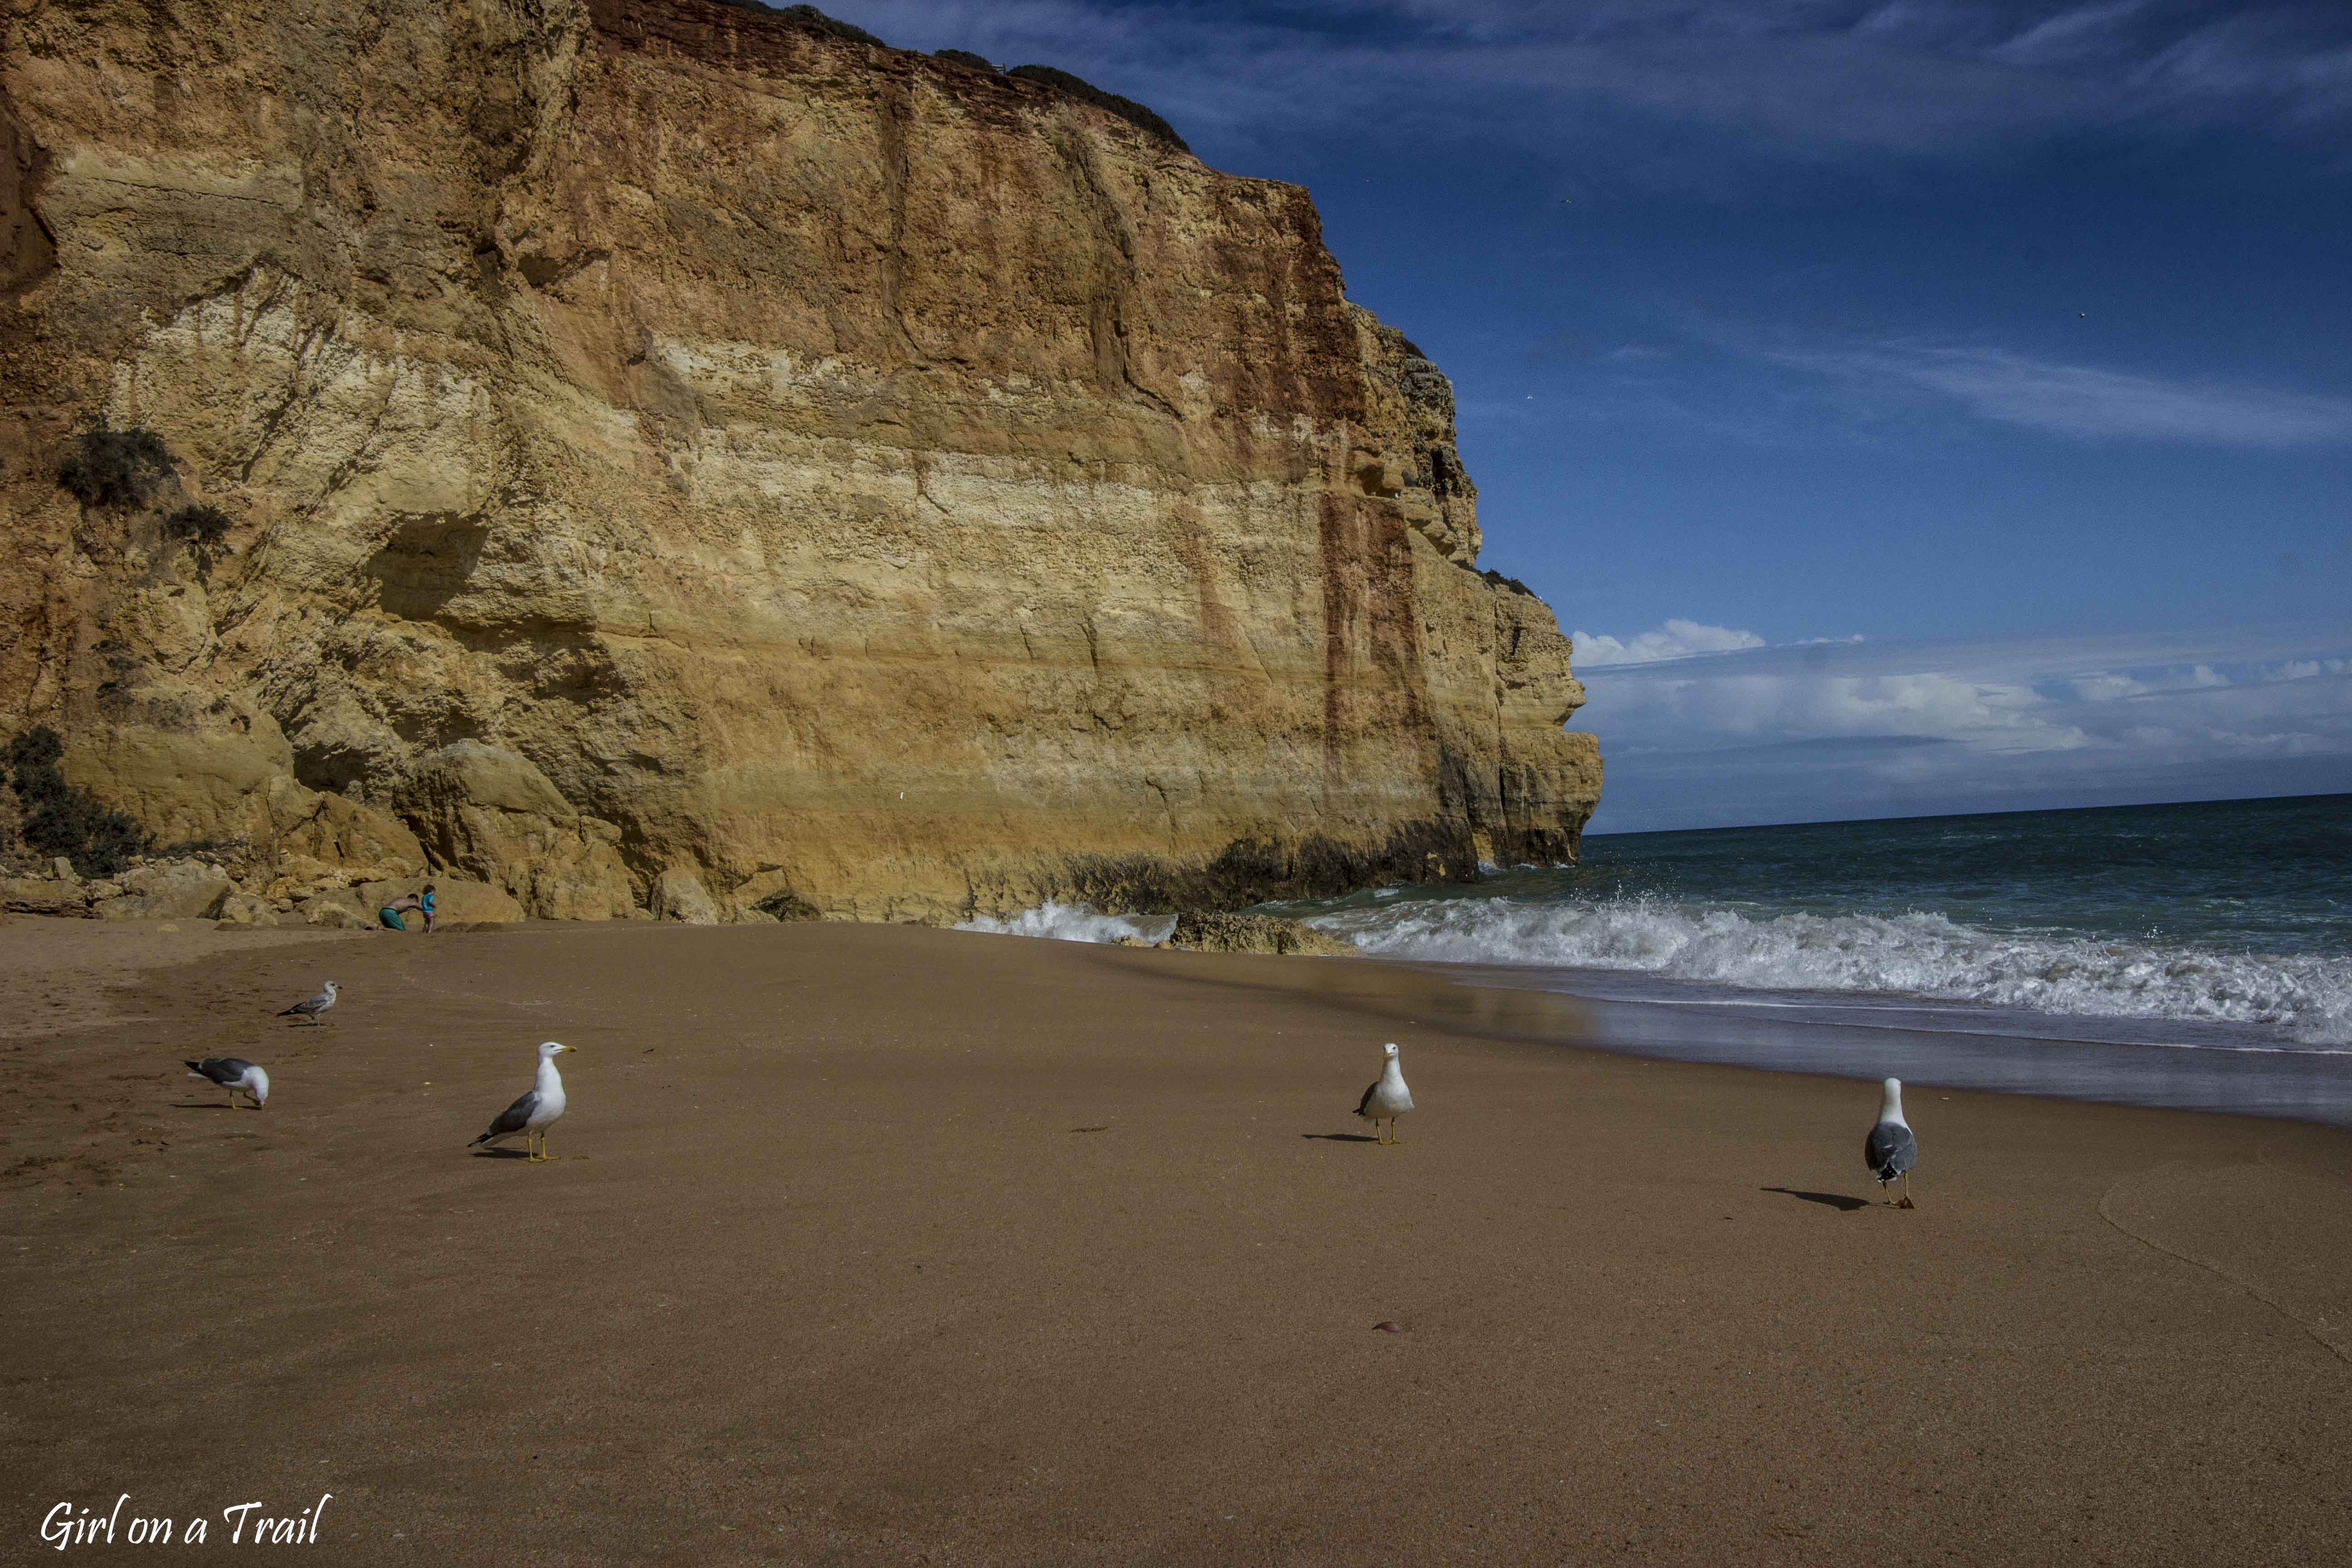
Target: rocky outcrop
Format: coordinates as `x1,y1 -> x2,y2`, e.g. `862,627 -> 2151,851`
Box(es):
97,859 -> 233,921
0,0 -> 1602,923
392,742 -> 639,919
653,866 -> 722,925
0,848 -> 524,927
1169,910 -> 1356,957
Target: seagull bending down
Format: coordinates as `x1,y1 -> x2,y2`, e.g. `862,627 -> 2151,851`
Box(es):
1865,1076 -> 1918,1208
1355,1042 -> 1413,1146
278,980 -> 339,1026
470,1041 -> 574,1162
185,1057 -> 269,1109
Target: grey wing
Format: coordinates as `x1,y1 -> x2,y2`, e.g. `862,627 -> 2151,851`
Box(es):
1864,1121 -> 1918,1179
281,991 -> 325,1015
188,1057 -> 243,1085
1355,1080 -> 1378,1116
478,1090 -> 540,1140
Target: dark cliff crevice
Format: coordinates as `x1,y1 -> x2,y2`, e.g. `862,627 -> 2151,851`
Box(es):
0,81 -> 57,301
876,79 -> 929,367
1054,128 -> 1181,421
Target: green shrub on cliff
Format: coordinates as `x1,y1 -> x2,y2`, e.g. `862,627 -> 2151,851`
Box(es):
934,48 -> 993,71
57,423 -> 175,510
712,1 -> 887,48
164,503 -> 235,572
1007,65 -> 1190,152
4,725 -> 149,877
165,504 -> 231,548
780,3 -> 884,45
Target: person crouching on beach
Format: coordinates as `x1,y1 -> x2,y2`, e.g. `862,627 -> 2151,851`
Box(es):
379,891 -> 421,931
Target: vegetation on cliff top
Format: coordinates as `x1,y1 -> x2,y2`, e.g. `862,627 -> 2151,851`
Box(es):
712,1 -> 885,48
1006,64 -> 1190,152
4,726 -> 149,877
774,2 -> 885,47
715,3 -> 1190,152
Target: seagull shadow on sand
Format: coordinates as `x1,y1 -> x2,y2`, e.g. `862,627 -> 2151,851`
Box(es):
1300,1132 -> 1380,1143
169,1102 -> 240,1111
470,1147 -> 534,1160
1761,1186 -> 1870,1212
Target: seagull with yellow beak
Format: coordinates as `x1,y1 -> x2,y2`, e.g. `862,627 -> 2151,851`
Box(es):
469,1041 -> 575,1162
1353,1042 -> 1413,1145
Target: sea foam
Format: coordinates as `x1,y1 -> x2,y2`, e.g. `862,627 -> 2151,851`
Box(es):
1302,895 -> 2352,1046
956,901 -> 1176,946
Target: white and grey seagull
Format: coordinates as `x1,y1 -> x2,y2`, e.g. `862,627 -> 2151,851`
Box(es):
469,1041 -> 574,1162
185,1057 -> 270,1109
1865,1076 -> 1919,1208
277,980 -> 339,1026
1354,1041 -> 1414,1146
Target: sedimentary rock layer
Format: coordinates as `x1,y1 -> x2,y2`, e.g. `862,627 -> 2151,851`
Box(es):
0,0 -> 1600,920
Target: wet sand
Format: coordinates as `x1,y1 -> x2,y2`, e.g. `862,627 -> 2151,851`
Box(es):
5,919 -> 2350,1564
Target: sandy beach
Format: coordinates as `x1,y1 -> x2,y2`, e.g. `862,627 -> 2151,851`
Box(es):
6,917 -> 2350,1564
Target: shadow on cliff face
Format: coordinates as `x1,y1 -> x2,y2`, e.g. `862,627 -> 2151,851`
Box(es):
364,514 -> 493,621
1059,826 -> 1490,914
0,80 -> 58,300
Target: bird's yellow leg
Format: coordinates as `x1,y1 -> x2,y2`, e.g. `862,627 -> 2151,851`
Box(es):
1898,1172 -> 1916,1209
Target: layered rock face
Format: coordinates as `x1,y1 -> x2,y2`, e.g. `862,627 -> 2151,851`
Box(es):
0,0 -> 1601,921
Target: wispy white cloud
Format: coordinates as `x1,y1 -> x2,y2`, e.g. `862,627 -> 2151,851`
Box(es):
843,1 -> 2352,183
1574,623 -> 2352,829
1989,0 -> 2157,68
1776,342 -> 2352,446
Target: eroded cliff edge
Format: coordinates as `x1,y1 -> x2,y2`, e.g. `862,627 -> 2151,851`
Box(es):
0,0 -> 1601,921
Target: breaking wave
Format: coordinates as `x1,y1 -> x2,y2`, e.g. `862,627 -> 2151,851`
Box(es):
1302,895 -> 2352,1046
956,900 -> 1176,946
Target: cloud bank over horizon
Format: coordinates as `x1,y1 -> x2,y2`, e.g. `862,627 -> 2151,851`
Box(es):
1570,621 -> 2352,831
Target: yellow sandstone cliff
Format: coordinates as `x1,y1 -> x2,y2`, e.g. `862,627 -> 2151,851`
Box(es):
0,0 -> 1600,921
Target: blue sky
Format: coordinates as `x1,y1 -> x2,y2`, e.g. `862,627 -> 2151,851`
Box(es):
814,0 -> 2352,829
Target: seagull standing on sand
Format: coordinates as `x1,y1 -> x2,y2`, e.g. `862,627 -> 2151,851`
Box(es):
277,980 -> 339,1026
470,1041 -> 574,1162
1865,1077 -> 1919,1208
1355,1042 -> 1413,1146
185,1057 -> 269,1109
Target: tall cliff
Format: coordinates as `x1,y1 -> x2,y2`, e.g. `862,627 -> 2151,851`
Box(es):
0,0 -> 1601,921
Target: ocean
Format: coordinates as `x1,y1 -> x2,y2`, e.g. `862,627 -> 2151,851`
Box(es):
969,794 -> 2352,1125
